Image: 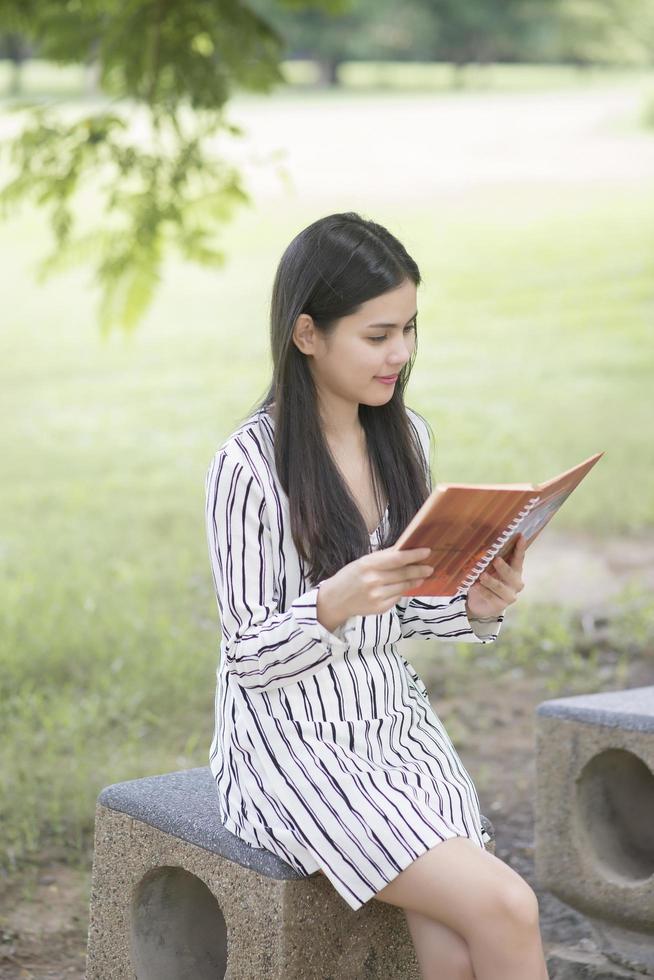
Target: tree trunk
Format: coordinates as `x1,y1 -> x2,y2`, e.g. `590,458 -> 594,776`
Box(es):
4,33 -> 26,96
450,62 -> 468,89
315,57 -> 340,88
84,58 -> 102,96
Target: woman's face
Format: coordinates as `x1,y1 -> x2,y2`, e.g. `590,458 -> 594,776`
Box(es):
296,278 -> 418,409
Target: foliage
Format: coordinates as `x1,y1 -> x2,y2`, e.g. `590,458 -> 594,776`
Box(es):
0,0 -> 348,334
428,583 -> 653,700
2,0 -> 293,106
604,581 -> 654,652
0,106 -> 249,334
250,0 -> 654,73
547,0 -> 654,67
247,0 -> 438,68
415,0 -> 549,66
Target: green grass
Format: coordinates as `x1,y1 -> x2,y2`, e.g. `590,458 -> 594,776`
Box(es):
2,58 -> 654,100
1,84 -> 653,872
333,61 -> 654,93
404,184 -> 654,530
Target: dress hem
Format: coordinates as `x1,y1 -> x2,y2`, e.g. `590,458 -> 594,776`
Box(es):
350,825 -> 485,912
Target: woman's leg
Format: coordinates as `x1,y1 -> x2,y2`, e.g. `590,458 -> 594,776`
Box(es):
405,907 -> 474,980
317,868 -> 474,978
374,836 -> 549,980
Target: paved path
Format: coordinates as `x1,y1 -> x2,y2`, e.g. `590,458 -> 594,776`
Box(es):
520,528 -> 654,610
225,84 -> 654,200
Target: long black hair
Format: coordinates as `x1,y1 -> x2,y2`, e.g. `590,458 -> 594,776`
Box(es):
243,211 -> 434,586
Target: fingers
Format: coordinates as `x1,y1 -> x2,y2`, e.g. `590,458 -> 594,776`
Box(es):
508,533 -> 527,572
376,577 -> 426,604
481,538 -> 525,601
372,547 -> 433,583
489,555 -> 521,591
372,564 -> 434,592
364,552 -> 434,604
383,546 -> 432,565
477,570 -> 514,602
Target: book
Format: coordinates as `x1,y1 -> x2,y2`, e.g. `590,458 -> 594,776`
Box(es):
392,451 -> 604,597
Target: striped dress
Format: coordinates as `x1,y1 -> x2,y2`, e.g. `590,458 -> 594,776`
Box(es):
204,405 -> 504,911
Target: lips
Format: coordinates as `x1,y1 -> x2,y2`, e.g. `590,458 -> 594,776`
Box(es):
376,374 -> 398,380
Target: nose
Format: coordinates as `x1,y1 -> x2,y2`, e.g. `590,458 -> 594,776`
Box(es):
387,335 -> 413,369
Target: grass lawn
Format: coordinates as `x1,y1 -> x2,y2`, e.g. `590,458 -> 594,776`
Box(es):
1,78 -> 653,871
3,58 -> 654,99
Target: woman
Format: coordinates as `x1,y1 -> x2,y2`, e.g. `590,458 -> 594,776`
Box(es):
204,211 -> 548,979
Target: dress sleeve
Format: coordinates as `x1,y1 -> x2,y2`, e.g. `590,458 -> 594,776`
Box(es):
395,592 -> 504,644
205,448 -> 359,692
398,408 -> 505,645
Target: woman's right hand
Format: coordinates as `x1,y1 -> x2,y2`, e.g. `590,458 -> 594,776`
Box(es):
320,546 -> 435,622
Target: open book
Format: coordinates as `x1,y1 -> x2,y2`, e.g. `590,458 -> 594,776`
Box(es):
392,451 -> 604,597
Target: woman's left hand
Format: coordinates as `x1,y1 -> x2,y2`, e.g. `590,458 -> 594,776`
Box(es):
465,533 -> 527,620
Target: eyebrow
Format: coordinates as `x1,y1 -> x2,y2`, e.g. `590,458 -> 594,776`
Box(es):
363,311 -> 418,329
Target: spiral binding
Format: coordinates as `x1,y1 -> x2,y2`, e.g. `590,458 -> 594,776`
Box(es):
456,495 -> 541,595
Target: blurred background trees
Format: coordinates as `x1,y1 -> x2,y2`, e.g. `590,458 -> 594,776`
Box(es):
245,0 -> 654,82
0,0 -> 652,334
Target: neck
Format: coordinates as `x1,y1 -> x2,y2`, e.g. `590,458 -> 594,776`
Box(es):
316,396 -> 362,443
267,399 -> 364,444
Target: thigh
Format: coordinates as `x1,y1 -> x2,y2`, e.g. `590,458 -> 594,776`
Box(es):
316,868 -> 474,978
374,835 -> 531,940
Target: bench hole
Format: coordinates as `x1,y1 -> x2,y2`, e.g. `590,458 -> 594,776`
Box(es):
130,865 -> 227,979
576,748 -> 654,882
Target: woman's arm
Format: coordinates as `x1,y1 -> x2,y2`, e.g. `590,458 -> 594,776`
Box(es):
205,447 -> 357,692
394,592 -> 504,644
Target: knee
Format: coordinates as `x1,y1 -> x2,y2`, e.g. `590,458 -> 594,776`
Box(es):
496,880 -> 541,933
470,880 -> 540,956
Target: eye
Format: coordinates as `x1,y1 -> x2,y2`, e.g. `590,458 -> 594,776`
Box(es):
369,323 -> 417,343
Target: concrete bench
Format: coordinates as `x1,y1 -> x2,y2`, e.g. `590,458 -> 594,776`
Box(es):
86,765 -> 496,979
535,685 -> 654,978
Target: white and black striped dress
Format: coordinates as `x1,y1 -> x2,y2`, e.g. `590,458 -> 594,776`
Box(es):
204,405 -> 504,911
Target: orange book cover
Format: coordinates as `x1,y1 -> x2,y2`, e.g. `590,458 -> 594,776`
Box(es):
392,451 -> 605,597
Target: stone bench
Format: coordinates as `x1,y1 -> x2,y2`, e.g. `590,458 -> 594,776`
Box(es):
86,765 -> 496,979
535,685 -> 654,978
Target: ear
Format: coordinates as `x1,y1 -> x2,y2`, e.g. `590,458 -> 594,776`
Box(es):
292,313 -> 318,356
